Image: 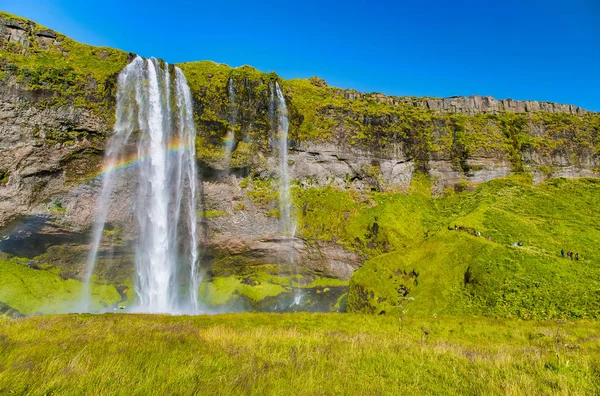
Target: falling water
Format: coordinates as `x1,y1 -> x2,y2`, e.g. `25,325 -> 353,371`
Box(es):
223,77 -> 237,169
275,81 -> 295,238
82,56 -> 200,314
273,82 -> 300,305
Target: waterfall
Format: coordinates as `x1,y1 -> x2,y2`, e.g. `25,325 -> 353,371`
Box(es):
82,56 -> 200,314
272,81 -> 299,305
275,82 -> 295,238
223,77 -> 237,169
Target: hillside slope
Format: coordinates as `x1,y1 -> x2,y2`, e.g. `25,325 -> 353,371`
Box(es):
347,177 -> 600,319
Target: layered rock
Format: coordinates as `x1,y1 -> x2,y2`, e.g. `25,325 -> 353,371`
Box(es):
337,90 -> 587,115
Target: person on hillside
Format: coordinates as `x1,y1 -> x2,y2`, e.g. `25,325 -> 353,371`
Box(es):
561,249 -> 565,258
575,253 -> 579,261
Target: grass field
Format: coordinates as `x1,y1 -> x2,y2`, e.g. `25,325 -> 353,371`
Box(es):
1,313 -> 599,395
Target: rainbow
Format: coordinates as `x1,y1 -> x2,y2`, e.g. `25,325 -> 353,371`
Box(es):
84,137 -> 194,183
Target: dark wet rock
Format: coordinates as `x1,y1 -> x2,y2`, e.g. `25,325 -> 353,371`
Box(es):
0,301 -> 24,318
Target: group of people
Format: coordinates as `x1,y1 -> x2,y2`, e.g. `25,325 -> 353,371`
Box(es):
450,224 -> 494,242
561,249 -> 579,260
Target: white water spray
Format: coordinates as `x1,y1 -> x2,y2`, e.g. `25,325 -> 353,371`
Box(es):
273,82 -> 301,304
275,81 -> 295,238
223,77 -> 237,169
82,57 -> 200,314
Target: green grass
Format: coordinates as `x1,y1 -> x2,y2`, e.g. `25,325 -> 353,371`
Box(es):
0,257 -> 122,314
342,176 -> 600,319
0,313 -> 598,395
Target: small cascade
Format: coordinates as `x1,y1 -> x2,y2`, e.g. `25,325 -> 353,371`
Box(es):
82,56 -> 200,314
223,77 -> 237,169
275,81 -> 294,238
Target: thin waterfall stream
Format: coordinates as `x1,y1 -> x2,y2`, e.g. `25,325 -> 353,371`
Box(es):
224,77 -> 237,170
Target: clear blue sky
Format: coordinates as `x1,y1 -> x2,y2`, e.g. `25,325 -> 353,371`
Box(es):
3,0 -> 599,110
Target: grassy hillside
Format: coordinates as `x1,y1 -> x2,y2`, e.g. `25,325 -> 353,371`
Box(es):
344,176 -> 600,319
1,314 -> 598,395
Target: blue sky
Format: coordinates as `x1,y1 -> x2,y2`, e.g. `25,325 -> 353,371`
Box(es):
3,0 -> 599,110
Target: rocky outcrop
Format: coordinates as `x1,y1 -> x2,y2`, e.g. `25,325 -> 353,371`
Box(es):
419,95 -> 587,115
337,91 -> 587,116
0,301 -> 24,318
0,82 -> 109,228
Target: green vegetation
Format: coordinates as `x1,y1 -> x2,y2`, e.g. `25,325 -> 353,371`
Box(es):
201,209 -> 227,218
179,61 -> 277,168
199,261 -> 347,309
199,276 -> 288,306
0,313 -> 598,394
0,169 -> 8,184
0,11 -> 128,123
0,256 -> 121,314
332,176 -> 600,319
180,57 -> 600,175
3,11 -> 599,176
47,198 -> 67,214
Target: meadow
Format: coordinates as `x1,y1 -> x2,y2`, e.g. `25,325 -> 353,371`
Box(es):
1,313 -> 599,395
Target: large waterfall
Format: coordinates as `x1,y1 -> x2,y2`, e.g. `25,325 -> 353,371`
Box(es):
82,56 -> 200,314
272,82 -> 301,306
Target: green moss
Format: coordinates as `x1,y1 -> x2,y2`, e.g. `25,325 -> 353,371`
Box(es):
202,210 -> 226,218
199,276 -> 288,307
346,177 -> 600,319
246,177 -> 278,207
0,257 -> 121,314
0,11 -> 129,124
0,169 -> 9,184
295,174 -> 439,257
47,198 -> 67,214
303,278 -> 349,288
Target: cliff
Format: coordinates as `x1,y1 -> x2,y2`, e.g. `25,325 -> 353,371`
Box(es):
1,11 -> 599,317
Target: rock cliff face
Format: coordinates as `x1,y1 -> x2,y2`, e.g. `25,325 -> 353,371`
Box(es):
1,11 -> 599,313
339,91 -> 587,115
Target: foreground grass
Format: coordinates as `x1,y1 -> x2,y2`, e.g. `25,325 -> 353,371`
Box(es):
1,314 -> 599,395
